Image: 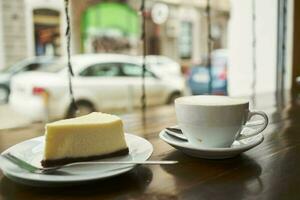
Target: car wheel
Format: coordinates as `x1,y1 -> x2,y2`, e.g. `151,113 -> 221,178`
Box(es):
167,92 -> 181,104
0,86 -> 9,103
67,101 -> 95,118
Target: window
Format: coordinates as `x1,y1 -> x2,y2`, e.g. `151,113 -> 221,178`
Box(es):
25,63 -> 41,71
1,0 -> 295,128
80,63 -> 121,77
179,21 -> 193,59
121,63 -> 153,77
37,61 -> 64,73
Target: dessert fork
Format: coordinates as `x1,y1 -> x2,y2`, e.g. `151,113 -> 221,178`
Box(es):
1,153 -> 177,174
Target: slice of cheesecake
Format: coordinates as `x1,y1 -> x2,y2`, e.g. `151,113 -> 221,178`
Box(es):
41,112 -> 129,167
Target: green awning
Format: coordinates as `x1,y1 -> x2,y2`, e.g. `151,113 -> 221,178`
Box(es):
82,2 -> 140,38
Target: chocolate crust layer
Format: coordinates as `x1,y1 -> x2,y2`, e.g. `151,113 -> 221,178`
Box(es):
41,148 -> 129,167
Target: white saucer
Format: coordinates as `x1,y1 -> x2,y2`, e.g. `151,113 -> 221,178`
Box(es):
160,127 -> 264,159
0,133 -> 153,187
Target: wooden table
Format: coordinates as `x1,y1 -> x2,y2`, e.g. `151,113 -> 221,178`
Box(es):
0,91 -> 299,200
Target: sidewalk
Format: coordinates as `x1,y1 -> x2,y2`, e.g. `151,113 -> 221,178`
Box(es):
0,104 -> 31,129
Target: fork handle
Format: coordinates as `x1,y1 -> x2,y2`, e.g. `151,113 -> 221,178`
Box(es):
64,160 -> 178,167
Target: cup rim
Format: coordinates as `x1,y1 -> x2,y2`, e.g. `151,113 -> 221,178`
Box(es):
175,95 -> 249,107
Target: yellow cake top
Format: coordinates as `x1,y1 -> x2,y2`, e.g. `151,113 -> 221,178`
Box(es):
47,112 -> 121,126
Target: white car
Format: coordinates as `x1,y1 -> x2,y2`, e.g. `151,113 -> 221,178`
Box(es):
9,54 -> 184,121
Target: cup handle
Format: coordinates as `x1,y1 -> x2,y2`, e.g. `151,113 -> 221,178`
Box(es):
235,111 -> 269,141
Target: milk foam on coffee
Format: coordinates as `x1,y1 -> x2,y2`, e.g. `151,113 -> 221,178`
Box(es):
175,95 -> 248,106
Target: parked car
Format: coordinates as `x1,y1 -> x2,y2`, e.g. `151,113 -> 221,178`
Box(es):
0,57 -> 56,103
188,49 -> 227,95
9,54 -> 185,121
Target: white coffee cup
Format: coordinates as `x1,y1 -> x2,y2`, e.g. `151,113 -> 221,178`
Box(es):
175,95 -> 268,148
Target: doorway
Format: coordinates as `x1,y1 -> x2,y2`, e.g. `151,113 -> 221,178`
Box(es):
33,9 -> 61,56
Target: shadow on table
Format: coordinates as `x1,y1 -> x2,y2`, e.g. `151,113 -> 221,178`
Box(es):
161,151 -> 263,199
0,166 -> 153,199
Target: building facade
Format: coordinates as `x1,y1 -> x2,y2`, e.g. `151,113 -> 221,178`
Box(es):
0,0 -> 65,69
0,0 -> 229,69
0,0 -> 28,68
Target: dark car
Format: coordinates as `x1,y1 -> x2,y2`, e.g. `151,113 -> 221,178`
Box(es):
0,57 -> 56,103
188,49 -> 227,95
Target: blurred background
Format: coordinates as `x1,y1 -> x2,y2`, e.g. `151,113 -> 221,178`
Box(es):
0,0 -> 298,129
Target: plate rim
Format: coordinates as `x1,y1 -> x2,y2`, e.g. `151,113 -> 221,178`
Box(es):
0,133 -> 153,184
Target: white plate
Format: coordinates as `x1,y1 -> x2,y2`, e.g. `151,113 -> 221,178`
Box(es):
159,127 -> 264,159
0,133 -> 153,186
